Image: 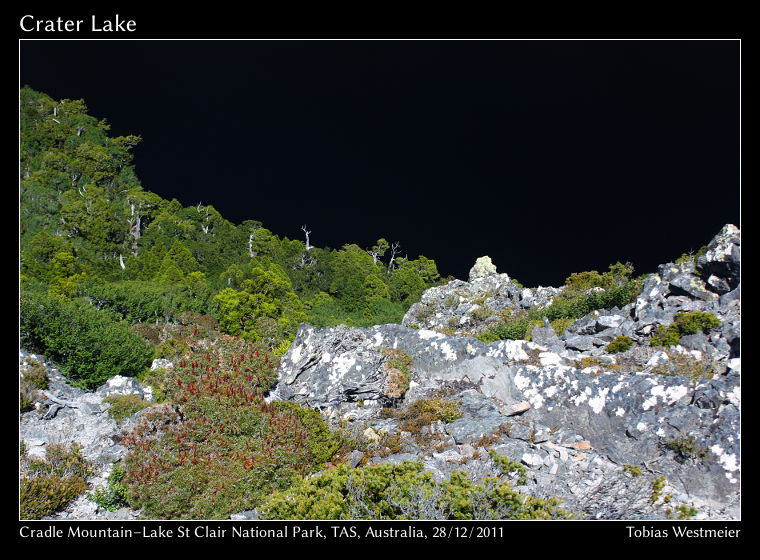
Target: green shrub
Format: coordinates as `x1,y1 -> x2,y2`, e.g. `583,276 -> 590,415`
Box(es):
650,312 -> 721,348
478,276 -> 644,344
607,336 -> 634,354
489,450 -> 528,485
103,394 -> 151,423
664,437 -> 708,463
90,464 -> 129,511
650,324 -> 682,348
674,311 -> 721,335
258,462 -> 574,520
20,292 -> 153,389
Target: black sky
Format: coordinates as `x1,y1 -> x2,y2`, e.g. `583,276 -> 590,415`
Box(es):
19,40 -> 740,286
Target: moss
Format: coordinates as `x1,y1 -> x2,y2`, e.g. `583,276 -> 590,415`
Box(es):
622,464 -> 643,477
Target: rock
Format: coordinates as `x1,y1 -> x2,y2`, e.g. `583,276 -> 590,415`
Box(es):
696,224 -> 740,293
468,256 -> 499,281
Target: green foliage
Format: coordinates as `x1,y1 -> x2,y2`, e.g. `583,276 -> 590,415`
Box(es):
650,325 -> 682,348
666,505 -> 699,520
20,292 -> 153,389
272,402 -> 346,466
90,464 -> 129,511
488,450 -> 528,486
258,462 -> 574,520
607,336 -> 634,354
478,273 -> 644,344
20,443 -> 92,520
82,280 -> 217,323
22,357 -> 49,390
103,394 -> 151,423
650,312 -> 721,348
663,437 -> 708,463
622,464 -> 643,477
674,311 -> 722,335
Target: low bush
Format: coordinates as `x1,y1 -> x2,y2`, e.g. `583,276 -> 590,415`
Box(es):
258,462 -> 575,520
20,443 -> 92,520
120,341 -> 343,519
103,394 -> 152,423
384,398 -> 464,434
20,292 -> 153,389
607,336 -> 634,354
650,312 -> 721,348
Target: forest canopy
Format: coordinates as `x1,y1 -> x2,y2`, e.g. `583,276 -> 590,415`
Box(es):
19,86 -> 444,378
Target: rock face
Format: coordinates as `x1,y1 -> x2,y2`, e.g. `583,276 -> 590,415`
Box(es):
273,225 -> 740,520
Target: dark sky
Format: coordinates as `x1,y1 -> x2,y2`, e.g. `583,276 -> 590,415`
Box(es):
19,40 -> 740,286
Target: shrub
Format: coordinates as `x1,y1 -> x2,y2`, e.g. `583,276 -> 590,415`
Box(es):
103,394 -> 151,423
663,437 -> 708,463
386,398 -> 464,434
119,343 -> 343,519
488,450 -> 528,486
607,336 -> 634,354
674,311 -> 721,335
650,353 -> 717,382
258,462 -> 574,520
20,443 -> 92,520
20,292 -> 153,389
650,312 -> 721,348
650,325 -> 682,348
90,464 -> 129,511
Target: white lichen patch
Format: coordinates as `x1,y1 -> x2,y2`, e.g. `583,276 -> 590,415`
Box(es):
371,332 -> 384,347
465,343 -> 476,356
588,388 -> 609,414
418,329 -> 444,340
636,422 -> 648,432
540,352 -> 561,366
332,355 -> 356,375
440,342 -> 457,361
514,370 -> 531,391
615,407 -> 625,417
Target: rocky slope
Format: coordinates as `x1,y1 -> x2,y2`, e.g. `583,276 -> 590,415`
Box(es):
270,225 -> 740,519
19,225 -> 740,520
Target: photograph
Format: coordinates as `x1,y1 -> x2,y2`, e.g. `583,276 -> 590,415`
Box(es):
18,22 -> 741,541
